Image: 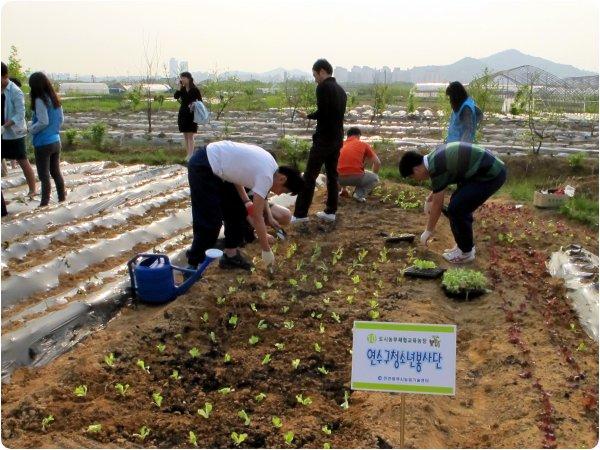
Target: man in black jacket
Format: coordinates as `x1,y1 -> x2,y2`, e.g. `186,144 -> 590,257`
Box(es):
292,59 -> 347,224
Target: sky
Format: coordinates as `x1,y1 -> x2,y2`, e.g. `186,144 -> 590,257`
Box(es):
1,0 -> 598,77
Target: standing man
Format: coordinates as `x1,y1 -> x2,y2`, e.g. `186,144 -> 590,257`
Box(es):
186,140 -> 304,271
399,142 -> 506,264
337,127 -> 381,202
292,59 -> 347,223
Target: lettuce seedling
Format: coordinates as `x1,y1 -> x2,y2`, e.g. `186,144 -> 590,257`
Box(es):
201,312 -> 209,322
197,402 -> 213,419
238,409 -> 251,425
236,275 -> 245,285
152,392 -> 163,407
209,331 -> 217,343
369,300 -> 379,309
250,303 -> 258,312
351,275 -> 361,284
284,320 -> 295,329
369,310 -> 380,320
271,416 -> 283,428
224,353 -> 232,363
314,279 -> 323,290
296,260 -> 304,271
73,385 -> 88,397
314,343 -> 322,353
257,319 -> 268,330
115,383 -> 129,396
156,343 -> 166,353
104,353 -> 115,367
322,297 -> 330,305
292,359 -> 300,369
175,333 -> 182,339
300,274 -> 308,282
322,425 -> 332,435
286,243 -> 298,259
218,387 -> 234,395
136,359 -> 150,373
378,247 -> 389,263
274,342 -> 285,351
229,315 -> 239,327
249,335 -> 260,345
284,431 -> 295,446
331,312 -> 341,323
188,431 -> 198,447
133,425 -> 151,441
231,432 -> 248,447
87,423 -> 102,434
255,392 -> 267,403
357,249 -> 368,262
228,286 -> 238,294
317,366 -> 329,375
282,305 -> 290,314
346,295 -> 354,304
412,259 -> 436,270
332,247 -> 343,265
310,243 -> 322,263
170,370 -> 181,380
340,390 -> 350,409
442,268 -> 488,293
41,415 -> 54,431
262,354 -> 272,365
189,347 -> 200,358
324,442 -> 331,449
216,296 -> 226,305
288,278 -> 298,288
296,394 -> 312,406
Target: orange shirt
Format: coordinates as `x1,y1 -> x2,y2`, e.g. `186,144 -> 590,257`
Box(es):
337,136 -> 376,176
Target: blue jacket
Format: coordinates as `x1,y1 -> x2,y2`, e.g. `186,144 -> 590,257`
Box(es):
446,97 -> 479,143
30,97 -> 63,147
1,80 -> 27,140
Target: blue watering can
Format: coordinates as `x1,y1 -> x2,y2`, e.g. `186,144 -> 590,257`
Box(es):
127,249 -> 223,304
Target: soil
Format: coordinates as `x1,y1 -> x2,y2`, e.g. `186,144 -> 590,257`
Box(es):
1,183 -> 598,449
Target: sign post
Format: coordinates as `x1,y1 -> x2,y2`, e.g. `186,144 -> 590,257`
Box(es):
351,322 -> 457,447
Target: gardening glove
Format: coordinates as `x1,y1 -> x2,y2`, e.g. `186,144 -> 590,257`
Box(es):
261,250 -> 275,267
420,230 -> 433,246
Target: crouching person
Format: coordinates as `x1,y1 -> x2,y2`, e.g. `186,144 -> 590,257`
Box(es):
187,140 -> 304,271
337,127 -> 380,202
399,142 -> 506,264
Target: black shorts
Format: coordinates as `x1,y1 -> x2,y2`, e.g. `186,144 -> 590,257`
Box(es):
1,137 -> 27,160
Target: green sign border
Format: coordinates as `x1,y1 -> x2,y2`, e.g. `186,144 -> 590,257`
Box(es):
351,382 -> 454,395
354,322 -> 455,333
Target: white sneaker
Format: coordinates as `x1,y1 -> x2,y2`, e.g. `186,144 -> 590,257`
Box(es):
352,193 -> 366,203
316,211 -> 336,222
290,216 -> 310,225
444,245 -> 459,254
443,248 -> 476,264
442,247 -> 462,260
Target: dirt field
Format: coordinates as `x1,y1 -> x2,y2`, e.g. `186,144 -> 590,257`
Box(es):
1,183 -> 598,449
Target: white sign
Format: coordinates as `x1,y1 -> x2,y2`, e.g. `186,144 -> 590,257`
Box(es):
351,321 -> 456,395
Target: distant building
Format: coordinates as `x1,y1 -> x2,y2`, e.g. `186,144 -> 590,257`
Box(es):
169,58 -> 179,78
179,61 -> 188,72
59,82 -> 109,95
414,83 -> 447,97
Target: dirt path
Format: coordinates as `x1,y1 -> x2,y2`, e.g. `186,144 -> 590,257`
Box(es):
1,183 -> 598,448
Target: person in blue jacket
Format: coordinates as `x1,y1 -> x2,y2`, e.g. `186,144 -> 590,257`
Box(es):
445,81 -> 483,143
28,72 -> 66,207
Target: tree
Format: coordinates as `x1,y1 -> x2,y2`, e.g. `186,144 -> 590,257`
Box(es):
370,80 -> 390,123
282,78 -> 314,123
139,35 -> 163,133
7,46 -> 26,84
406,87 -> 418,114
468,68 -> 501,115
202,73 -> 241,120
436,88 -> 453,141
126,86 -> 142,110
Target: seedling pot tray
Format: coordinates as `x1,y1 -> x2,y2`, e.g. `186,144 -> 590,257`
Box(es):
404,266 -> 445,279
442,285 -> 487,301
385,234 -> 416,244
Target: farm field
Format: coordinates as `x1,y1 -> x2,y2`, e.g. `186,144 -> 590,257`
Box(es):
1,162 -> 598,448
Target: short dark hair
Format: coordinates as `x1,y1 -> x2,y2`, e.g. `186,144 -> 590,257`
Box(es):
347,127 -> 361,137
312,59 -> 333,75
278,166 -> 304,195
1,62 -> 7,77
399,151 -> 424,178
9,77 -> 21,87
446,81 -> 469,112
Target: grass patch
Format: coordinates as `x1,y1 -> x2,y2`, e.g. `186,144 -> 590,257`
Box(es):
560,196 -> 599,228
62,147 -> 186,166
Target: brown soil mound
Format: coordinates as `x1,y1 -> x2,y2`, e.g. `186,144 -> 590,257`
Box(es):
2,183 -> 598,448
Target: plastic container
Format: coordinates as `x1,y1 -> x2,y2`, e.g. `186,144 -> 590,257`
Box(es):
404,266 -> 445,279
533,190 -> 566,209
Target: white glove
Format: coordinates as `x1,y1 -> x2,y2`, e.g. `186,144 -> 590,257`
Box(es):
261,250 -> 275,267
420,230 -> 433,246
424,197 -> 432,214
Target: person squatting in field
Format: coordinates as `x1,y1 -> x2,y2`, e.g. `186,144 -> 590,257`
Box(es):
186,140 -> 304,271
337,127 -> 381,202
243,193 -> 292,245
292,58 -> 347,224
399,142 -> 506,264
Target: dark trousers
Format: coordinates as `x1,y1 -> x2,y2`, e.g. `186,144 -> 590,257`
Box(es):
187,146 -> 246,266
294,143 -> 341,218
447,168 -> 507,252
35,142 -> 65,207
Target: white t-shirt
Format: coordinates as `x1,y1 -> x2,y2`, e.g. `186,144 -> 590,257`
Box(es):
206,141 -> 278,199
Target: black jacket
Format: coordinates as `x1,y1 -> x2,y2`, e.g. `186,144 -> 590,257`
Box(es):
307,77 -> 347,147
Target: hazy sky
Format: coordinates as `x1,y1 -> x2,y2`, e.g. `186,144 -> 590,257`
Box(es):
1,0 -> 598,76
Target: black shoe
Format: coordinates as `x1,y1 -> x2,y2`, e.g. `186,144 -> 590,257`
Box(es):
219,251 -> 253,271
